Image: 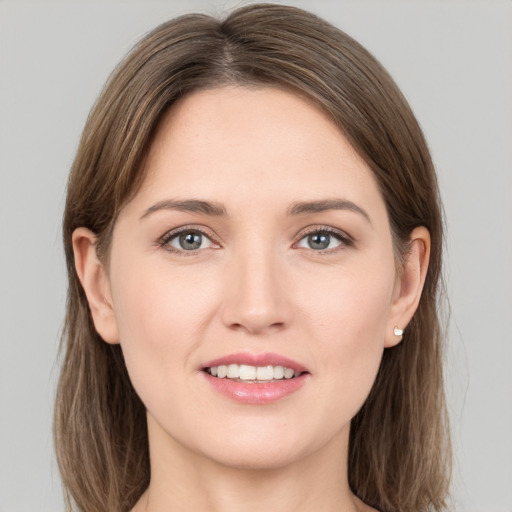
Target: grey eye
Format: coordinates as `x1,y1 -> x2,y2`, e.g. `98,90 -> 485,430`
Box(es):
308,233 -> 331,250
179,232 -> 202,250
297,231 -> 343,251
168,231 -> 212,251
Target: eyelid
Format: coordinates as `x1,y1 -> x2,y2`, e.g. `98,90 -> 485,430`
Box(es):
158,224 -> 221,253
293,225 -> 354,250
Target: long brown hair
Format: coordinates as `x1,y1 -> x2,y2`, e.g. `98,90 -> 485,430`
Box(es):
55,4 -> 451,512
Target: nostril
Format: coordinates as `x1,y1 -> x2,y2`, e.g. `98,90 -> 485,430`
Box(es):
229,322 -> 286,335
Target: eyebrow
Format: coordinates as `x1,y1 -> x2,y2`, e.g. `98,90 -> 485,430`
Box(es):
140,199 -> 227,219
140,197 -> 371,224
286,199 -> 371,224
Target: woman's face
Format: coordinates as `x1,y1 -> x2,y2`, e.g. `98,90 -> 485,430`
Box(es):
102,86 -> 403,468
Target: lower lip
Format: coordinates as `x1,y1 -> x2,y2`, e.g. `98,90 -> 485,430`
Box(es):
202,372 -> 309,404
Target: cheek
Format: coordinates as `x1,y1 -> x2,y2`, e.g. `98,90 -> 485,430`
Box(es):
111,253 -> 213,339
298,258 -> 395,404
301,257 -> 394,340
108,260 -> 215,400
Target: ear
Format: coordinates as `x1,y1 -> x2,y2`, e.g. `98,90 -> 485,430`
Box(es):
385,226 -> 431,348
72,227 -> 120,344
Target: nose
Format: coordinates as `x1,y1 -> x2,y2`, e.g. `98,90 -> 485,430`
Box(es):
220,243 -> 292,335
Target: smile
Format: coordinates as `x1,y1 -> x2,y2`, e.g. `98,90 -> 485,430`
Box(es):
201,352 -> 309,403
205,364 -> 302,382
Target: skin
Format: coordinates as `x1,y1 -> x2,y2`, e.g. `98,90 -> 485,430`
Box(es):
73,86 -> 430,512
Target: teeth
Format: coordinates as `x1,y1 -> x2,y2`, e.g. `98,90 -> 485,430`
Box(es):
284,367 -> 295,379
239,364 -> 256,380
273,365 -> 284,379
256,365 -> 273,381
206,364 -> 301,381
227,364 -> 238,378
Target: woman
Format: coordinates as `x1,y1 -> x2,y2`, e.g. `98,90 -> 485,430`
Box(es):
54,4 -> 451,512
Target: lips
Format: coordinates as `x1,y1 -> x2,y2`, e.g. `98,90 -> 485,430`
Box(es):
201,352 -> 309,404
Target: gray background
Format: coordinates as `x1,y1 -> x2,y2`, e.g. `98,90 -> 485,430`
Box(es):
1,1 -> 511,511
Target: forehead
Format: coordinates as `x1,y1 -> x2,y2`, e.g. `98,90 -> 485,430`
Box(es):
131,86 -> 385,217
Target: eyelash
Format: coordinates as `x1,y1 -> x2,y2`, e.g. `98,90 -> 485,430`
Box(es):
157,225 -> 354,256
158,225 -> 219,255
294,226 -> 354,253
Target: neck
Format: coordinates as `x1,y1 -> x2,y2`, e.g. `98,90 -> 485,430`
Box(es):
134,414 -> 362,512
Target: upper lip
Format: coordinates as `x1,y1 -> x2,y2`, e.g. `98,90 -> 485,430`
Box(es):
202,352 -> 308,373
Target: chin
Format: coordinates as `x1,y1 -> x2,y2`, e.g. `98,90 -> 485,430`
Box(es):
200,439 -> 310,471
181,416 -> 347,472
149,410 -> 320,471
